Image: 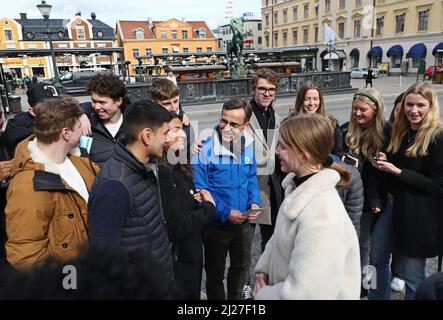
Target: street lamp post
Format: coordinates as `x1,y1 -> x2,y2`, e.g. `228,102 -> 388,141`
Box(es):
37,0 -> 63,93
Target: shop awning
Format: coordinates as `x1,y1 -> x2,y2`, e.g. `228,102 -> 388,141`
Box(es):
432,42 -> 443,56
367,46 -> 383,58
323,50 -> 346,60
406,43 -> 427,59
387,45 -> 403,58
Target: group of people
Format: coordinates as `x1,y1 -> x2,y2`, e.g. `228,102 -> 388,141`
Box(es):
0,68 -> 441,300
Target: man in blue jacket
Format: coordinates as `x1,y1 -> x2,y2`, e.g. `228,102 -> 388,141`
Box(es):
192,99 -> 261,300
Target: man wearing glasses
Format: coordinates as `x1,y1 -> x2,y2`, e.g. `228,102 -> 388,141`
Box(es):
192,99 -> 261,300
248,68 -> 283,253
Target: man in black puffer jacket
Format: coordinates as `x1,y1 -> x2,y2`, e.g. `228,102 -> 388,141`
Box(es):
88,101 -> 173,299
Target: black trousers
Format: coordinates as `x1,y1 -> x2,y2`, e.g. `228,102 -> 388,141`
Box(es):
259,181 -> 279,252
204,222 -> 252,300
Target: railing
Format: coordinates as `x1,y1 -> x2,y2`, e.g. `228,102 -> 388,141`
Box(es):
125,71 -> 354,106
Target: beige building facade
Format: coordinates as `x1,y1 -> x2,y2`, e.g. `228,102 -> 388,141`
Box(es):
262,0 -> 443,74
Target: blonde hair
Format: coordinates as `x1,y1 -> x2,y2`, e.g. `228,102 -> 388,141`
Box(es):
280,113 -> 350,188
388,82 -> 443,157
289,81 -> 338,130
345,88 -> 386,159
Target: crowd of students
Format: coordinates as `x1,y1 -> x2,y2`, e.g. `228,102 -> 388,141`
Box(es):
0,68 -> 442,300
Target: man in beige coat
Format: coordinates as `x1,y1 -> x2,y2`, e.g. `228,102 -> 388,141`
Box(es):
247,68 -> 283,251
5,98 -> 99,271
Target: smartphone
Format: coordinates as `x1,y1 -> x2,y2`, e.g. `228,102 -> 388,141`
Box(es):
343,154 -> 357,166
372,156 -> 385,162
242,207 -> 268,216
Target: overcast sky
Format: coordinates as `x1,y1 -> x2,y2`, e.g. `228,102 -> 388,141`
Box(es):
2,0 -> 262,29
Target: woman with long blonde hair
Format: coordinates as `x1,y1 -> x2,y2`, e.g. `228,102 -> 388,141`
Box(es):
373,82 -> 443,299
341,87 -> 392,300
253,113 -> 361,299
289,81 -> 343,154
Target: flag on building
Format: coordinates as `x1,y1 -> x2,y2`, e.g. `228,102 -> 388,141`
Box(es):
324,23 -> 336,45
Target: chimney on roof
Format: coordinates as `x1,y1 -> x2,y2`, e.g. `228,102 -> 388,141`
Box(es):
76,12 -> 81,16
91,12 -> 96,20
147,17 -> 153,28
20,13 -> 27,20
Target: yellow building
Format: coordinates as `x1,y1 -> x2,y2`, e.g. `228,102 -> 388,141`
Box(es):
116,18 -> 217,76
262,0 -> 443,74
0,17 -> 50,78
0,12 -> 119,80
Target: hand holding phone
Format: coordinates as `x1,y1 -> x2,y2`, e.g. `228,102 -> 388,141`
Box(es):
343,154 -> 358,167
242,207 -> 268,216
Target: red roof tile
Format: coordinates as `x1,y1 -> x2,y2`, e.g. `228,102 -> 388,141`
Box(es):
118,19 -> 214,40
187,21 -> 215,39
118,21 -> 155,40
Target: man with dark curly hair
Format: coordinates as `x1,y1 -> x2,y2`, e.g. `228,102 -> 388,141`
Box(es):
81,74 -> 129,167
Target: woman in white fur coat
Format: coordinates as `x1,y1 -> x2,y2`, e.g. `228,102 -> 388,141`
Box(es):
253,113 -> 361,300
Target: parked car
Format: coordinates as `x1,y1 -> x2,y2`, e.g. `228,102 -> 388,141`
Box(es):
424,65 -> 443,80
349,67 -> 378,79
56,69 -> 111,95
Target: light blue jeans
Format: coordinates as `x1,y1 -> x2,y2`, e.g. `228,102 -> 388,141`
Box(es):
396,255 -> 427,300
368,198 -> 393,300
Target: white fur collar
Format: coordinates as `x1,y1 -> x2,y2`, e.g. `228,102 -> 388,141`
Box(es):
27,138 -> 81,175
281,169 -> 340,220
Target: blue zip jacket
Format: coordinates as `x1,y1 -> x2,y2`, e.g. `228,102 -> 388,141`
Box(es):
192,130 -> 261,225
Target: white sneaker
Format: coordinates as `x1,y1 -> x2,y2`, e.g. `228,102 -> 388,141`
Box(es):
391,277 -> 405,292
242,285 -> 254,300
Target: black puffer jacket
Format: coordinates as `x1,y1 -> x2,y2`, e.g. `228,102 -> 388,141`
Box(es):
80,102 -> 125,167
90,141 -> 174,297
88,112 -> 124,167
159,163 -> 216,299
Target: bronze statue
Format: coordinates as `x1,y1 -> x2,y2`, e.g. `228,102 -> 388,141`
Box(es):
226,17 -> 245,77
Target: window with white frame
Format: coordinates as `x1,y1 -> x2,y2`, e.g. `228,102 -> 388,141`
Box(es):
325,0 -> 331,13
418,10 -> 429,32
135,29 -> 144,40
4,29 -> 13,41
76,28 -> 86,40
354,20 -> 361,38
338,23 -> 345,39
376,16 -> 384,36
292,29 -> 298,45
304,4 -> 309,18
161,30 -> 167,40
395,13 -> 405,33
